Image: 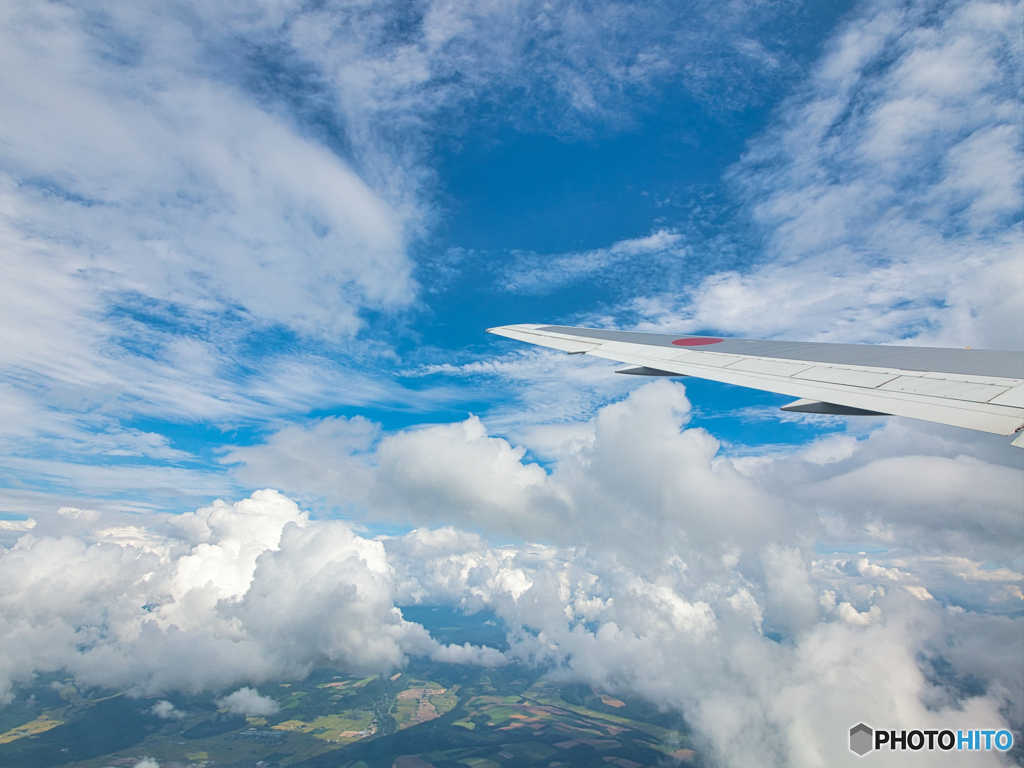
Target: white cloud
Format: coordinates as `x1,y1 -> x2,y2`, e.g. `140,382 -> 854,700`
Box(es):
430,642 -> 507,667
292,0 -> 800,149
0,490 -> 499,701
0,0 -> 806,518
633,0 -> 1023,350
0,0 -> 806,419
150,700 -> 187,720
221,416 -> 379,512
217,687 -> 280,717
498,230 -> 685,295
0,0 -> 423,517
367,381 -> 1019,764
371,415 -> 559,535
386,526 -> 538,610
1,381 -> 1021,766
0,1 -> 414,338
0,2 -> 1020,766
404,347 -> 641,436
383,529 -> 1019,766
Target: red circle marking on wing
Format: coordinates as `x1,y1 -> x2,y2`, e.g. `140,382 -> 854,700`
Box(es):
671,337 -> 724,346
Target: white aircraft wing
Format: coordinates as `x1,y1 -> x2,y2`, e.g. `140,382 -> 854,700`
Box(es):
486,324 -> 1024,446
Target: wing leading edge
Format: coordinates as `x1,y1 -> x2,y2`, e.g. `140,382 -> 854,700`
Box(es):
486,324 -> 1024,446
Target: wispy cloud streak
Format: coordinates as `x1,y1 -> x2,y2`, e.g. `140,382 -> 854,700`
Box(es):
631,0 -> 1023,348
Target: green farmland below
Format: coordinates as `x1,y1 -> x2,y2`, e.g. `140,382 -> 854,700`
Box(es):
0,609 -> 702,768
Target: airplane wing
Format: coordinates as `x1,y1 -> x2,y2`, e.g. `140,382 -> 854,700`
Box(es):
486,324 -> 1024,446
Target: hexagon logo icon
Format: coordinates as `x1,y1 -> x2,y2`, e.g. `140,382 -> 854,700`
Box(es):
850,723 -> 873,756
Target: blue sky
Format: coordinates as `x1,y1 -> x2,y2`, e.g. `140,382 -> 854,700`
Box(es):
0,1 -> 1022,763
4,0 -> 1019,520
0,0 -> 808,514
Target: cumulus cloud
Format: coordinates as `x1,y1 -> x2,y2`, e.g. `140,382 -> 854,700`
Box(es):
221,416 -> 379,512
150,700 -> 186,720
371,415 -> 559,536
373,381 -> 797,565
219,381 -> 1021,768
0,489 -> 499,702
430,642 -> 508,668
217,687 -> 280,717
2,382 -> 1021,766
381,530 -> 1021,766
366,382 -> 1021,765
373,384 -> 1016,764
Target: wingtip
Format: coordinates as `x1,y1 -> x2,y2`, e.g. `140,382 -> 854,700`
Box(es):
486,323 -> 545,334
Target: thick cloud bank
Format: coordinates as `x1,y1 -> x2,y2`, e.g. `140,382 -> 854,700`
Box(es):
0,490 -> 494,701
376,381 -> 1023,765
3,382 -> 1021,767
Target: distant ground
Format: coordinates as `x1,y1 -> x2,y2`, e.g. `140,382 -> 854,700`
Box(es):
0,609 -> 702,768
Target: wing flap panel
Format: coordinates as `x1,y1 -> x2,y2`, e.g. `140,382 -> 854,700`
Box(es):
792,367 -> 899,389
599,341 -> 689,361
877,377 -> 1010,403
725,358 -> 813,377
666,351 -> 743,368
989,386 -> 1024,408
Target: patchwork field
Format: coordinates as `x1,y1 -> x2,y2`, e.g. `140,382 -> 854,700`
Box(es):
392,681 -> 459,729
0,610 -> 702,768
